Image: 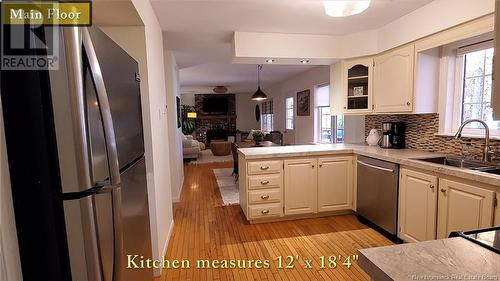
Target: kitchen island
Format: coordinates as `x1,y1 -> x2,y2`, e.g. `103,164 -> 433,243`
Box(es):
357,237 -> 500,281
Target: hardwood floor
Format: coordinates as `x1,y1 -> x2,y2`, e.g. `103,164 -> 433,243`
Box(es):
155,162 -> 393,281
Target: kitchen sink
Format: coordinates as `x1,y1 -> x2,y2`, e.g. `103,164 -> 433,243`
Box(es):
413,156 -> 497,171
478,168 -> 500,175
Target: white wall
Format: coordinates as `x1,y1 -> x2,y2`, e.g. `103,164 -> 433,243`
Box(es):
344,116 -> 366,144
128,2 -> 174,276
0,100 -> 23,281
266,66 -> 365,144
266,66 -> 330,144
102,1 -> 175,276
236,93 -> 260,131
163,49 -> 184,202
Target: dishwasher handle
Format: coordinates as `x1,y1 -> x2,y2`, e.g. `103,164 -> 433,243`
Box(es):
357,160 -> 395,173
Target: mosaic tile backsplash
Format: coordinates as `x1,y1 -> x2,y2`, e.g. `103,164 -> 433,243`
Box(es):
365,113 -> 500,160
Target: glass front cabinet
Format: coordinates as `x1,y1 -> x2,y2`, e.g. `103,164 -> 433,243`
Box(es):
343,58 -> 373,113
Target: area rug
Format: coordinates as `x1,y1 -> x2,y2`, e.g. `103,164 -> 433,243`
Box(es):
189,149 -> 233,165
213,168 -> 239,206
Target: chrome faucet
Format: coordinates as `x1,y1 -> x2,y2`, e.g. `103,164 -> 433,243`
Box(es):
454,119 -> 493,162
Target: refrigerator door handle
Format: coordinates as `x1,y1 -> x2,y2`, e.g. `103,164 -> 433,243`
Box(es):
82,27 -> 123,281
81,28 -> 121,186
62,26 -> 93,190
63,26 -> 104,281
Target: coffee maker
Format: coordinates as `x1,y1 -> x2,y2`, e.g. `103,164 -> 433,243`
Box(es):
379,122 -> 406,149
380,122 -> 393,148
391,122 -> 406,149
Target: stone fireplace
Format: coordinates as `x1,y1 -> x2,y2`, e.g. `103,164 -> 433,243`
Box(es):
206,128 -> 229,145
194,94 -> 236,146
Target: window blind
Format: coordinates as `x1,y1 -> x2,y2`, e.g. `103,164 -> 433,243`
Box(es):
262,100 -> 273,114
315,84 -> 330,107
457,39 -> 493,56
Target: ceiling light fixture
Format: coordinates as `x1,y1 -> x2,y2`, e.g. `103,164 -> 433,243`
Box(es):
300,59 -> 310,64
323,0 -> 371,17
266,59 -> 275,63
251,64 -> 268,101
213,85 -> 228,93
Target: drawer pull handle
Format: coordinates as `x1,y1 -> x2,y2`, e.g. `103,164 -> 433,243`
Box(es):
261,195 -> 270,200
260,166 -> 270,170
261,209 -> 270,214
260,180 -> 269,185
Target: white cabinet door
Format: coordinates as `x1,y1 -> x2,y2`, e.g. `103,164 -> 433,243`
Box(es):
399,168 -> 438,242
317,156 -> 353,212
343,58 -> 374,114
437,178 -> 495,239
374,44 -> 415,113
284,158 -> 317,215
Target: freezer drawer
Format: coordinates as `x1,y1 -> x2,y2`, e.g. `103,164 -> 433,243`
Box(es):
357,156 -> 399,235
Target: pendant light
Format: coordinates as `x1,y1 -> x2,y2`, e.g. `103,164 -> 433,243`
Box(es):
251,64 -> 268,101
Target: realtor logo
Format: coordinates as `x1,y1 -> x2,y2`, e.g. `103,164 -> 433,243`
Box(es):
1,1 -> 90,70
1,22 -> 60,70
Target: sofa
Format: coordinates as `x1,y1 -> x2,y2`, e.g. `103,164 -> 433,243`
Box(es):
182,135 -> 200,159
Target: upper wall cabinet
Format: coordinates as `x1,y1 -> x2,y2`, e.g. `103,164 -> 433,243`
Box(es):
343,58 -> 374,114
330,44 -> 437,116
373,44 -> 415,113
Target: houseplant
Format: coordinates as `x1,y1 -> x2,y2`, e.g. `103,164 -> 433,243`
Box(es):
181,104 -> 196,135
252,130 -> 265,144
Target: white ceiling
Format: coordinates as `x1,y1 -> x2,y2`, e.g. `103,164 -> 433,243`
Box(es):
151,0 -> 435,93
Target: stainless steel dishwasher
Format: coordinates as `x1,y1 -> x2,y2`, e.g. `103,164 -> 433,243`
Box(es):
357,155 -> 399,235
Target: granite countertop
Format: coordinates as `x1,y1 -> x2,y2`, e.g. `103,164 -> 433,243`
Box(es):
357,237 -> 500,281
237,144 -> 500,187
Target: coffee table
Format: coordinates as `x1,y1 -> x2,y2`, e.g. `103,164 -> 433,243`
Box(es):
210,141 -> 231,156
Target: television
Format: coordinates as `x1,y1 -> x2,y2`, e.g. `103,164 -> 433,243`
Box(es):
202,96 -> 229,115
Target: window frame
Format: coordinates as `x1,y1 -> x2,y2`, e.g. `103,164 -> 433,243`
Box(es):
317,106 -> 332,143
285,96 -> 294,130
438,37 -> 500,139
260,99 -> 274,132
451,42 -> 500,137
334,115 -> 345,143
314,83 -> 345,144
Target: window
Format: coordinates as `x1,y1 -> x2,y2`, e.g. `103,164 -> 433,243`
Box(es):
335,115 -> 345,143
318,106 -> 332,143
261,99 -> 274,131
315,84 -> 344,143
442,40 -> 500,137
285,97 -> 294,130
460,47 -> 500,131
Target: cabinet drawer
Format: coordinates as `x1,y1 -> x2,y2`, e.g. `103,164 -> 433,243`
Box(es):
248,188 -> 281,204
249,203 -> 282,219
248,174 -> 281,189
248,161 -> 282,174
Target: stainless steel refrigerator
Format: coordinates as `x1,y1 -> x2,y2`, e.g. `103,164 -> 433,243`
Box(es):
1,26 -> 153,281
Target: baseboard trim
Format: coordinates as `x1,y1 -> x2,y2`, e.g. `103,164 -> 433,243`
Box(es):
172,174 -> 185,203
153,220 -> 175,277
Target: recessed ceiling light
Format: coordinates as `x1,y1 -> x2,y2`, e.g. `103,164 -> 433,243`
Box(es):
323,0 -> 371,17
300,59 -> 310,64
266,59 -> 275,63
